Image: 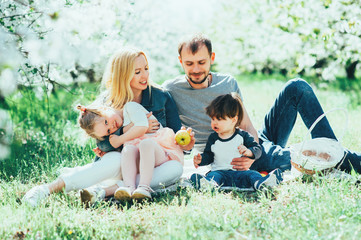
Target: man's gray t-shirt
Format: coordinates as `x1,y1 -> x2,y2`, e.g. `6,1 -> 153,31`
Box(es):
162,72 -> 242,152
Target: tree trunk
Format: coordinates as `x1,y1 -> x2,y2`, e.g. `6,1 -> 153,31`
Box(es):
346,61 -> 358,80
87,69 -> 96,83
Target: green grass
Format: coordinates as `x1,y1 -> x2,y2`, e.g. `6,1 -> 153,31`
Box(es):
1,76 -> 361,239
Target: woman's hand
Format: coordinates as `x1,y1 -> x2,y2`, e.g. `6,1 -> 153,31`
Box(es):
146,112 -> 160,133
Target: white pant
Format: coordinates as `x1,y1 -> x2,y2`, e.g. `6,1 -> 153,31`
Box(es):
60,151 -> 183,192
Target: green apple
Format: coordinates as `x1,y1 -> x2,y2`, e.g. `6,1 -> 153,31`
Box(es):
175,130 -> 191,146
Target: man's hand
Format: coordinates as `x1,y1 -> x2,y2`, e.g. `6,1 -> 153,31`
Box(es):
238,144 -> 254,158
193,153 -> 202,168
178,127 -> 195,151
92,147 -> 106,158
146,112 -> 160,133
109,135 -> 123,149
231,156 -> 255,171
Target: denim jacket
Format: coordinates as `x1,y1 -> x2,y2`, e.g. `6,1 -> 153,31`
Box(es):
96,85 -> 181,155
140,85 -> 181,132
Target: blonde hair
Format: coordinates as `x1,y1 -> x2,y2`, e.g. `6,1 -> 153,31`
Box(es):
76,104 -> 105,141
101,48 -> 149,110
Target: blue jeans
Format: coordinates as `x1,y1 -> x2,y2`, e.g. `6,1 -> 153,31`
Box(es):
250,78 -> 361,173
204,170 -> 263,188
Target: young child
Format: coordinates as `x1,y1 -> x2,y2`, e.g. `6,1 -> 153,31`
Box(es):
190,93 -> 283,190
77,101 -> 184,200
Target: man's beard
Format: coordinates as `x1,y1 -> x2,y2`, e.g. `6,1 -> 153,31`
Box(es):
186,72 -> 210,85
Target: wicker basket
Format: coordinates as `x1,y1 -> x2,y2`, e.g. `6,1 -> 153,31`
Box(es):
290,108 -> 347,175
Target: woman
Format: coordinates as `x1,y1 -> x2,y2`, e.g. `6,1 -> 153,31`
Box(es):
23,48 -> 194,207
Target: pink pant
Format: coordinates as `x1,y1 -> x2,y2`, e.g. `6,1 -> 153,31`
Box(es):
121,138 -> 175,189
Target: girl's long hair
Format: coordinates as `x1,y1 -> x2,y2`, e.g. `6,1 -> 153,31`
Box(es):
101,48 -> 149,110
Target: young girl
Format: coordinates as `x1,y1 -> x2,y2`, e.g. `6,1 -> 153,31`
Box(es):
190,93 -> 283,190
77,101 -> 184,200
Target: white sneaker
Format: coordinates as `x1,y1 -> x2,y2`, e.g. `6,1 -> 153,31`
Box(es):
80,186 -> 106,207
254,169 -> 283,190
23,185 -> 50,207
114,187 -> 132,201
199,177 -> 219,190
132,185 -> 154,200
178,178 -> 195,189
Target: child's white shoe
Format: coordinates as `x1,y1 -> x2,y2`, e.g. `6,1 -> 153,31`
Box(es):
114,187 -> 132,201
80,186 -> 105,207
132,185 -> 153,200
22,185 -> 50,207
254,169 -> 283,190
199,177 -> 219,190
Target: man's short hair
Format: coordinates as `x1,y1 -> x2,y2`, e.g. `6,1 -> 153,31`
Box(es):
178,33 -> 212,57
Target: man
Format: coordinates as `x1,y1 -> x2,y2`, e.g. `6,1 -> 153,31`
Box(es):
162,33 -> 361,173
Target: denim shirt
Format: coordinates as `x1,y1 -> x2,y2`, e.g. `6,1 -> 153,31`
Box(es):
94,127 -> 123,162
140,85 -> 181,132
95,85 -> 181,159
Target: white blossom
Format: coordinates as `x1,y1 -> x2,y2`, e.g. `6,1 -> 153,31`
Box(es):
0,69 -> 17,97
